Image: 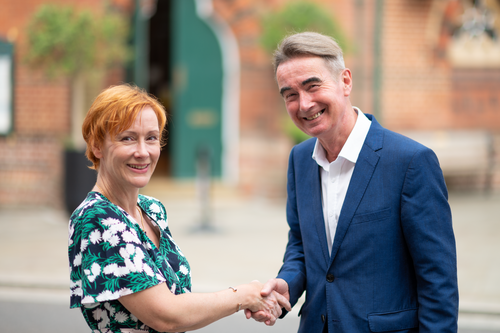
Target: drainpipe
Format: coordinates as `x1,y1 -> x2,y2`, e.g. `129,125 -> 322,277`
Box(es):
373,0 -> 384,122
195,0 -> 241,185
132,0 -> 157,89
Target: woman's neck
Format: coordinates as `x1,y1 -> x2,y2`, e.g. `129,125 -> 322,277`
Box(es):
94,176 -> 140,214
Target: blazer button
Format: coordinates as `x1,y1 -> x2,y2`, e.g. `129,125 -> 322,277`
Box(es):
326,274 -> 335,283
321,314 -> 326,323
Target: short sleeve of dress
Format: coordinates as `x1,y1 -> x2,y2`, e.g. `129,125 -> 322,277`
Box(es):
139,194 -> 192,294
68,192 -> 167,308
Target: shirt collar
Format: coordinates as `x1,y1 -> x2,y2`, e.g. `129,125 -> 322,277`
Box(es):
312,107 -> 371,168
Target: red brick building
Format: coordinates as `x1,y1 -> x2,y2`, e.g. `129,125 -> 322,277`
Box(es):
1,0 -> 499,209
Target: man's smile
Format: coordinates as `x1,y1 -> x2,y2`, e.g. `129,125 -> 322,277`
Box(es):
305,110 -> 324,120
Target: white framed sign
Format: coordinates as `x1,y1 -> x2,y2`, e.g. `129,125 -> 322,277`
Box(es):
0,41 -> 13,136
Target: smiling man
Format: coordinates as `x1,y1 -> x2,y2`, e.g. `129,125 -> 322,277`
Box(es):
247,32 -> 459,333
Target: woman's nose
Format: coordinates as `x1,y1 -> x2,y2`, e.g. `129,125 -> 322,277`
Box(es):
135,140 -> 148,157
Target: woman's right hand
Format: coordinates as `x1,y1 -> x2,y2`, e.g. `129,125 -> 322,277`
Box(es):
236,281 -> 290,322
244,278 -> 292,326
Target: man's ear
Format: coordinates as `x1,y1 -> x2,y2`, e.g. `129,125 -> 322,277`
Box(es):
341,68 -> 353,97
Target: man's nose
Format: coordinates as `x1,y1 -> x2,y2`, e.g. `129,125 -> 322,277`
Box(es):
299,93 -> 314,112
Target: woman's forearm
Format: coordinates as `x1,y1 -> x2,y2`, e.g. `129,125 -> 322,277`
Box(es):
119,281 -> 274,332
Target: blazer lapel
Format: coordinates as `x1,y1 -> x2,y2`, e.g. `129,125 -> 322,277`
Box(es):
329,115 -> 384,263
310,162 -> 330,265
297,139 -> 330,265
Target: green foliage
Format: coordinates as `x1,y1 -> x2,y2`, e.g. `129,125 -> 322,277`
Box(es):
25,4 -> 130,78
260,1 -> 350,55
283,116 -> 311,145
261,2 -> 351,144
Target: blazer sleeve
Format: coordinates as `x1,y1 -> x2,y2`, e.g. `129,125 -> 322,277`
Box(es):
277,147 -> 307,308
400,147 -> 459,332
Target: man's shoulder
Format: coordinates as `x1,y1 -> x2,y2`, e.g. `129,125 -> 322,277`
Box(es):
382,127 -> 430,153
293,137 -> 316,155
367,118 -> 429,154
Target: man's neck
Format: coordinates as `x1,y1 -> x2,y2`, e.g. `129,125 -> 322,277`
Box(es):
318,107 -> 358,163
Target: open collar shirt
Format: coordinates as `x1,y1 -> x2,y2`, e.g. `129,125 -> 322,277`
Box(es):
312,107 -> 372,255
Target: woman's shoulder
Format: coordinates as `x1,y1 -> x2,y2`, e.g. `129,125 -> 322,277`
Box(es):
69,192 -> 125,227
138,194 -> 168,229
138,194 -> 165,214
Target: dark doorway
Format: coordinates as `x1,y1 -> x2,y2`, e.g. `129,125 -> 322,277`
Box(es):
149,0 -> 172,176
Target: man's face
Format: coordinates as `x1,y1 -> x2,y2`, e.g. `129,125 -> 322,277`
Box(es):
276,56 -> 352,141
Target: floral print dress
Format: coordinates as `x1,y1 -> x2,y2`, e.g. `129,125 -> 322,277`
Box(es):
68,192 -> 191,332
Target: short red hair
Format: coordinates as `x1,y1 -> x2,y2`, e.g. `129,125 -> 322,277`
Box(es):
82,84 -> 167,170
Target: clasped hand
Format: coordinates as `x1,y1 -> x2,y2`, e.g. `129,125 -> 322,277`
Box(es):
245,278 -> 291,326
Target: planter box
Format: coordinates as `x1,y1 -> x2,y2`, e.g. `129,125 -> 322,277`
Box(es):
64,150 -> 97,215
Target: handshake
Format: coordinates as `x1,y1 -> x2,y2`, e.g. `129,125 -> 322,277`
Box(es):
243,278 -> 291,326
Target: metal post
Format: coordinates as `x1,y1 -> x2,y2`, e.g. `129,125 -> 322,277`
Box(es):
193,145 -> 218,233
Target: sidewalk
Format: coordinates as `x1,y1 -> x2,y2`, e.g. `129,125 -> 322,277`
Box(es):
0,178 -> 499,331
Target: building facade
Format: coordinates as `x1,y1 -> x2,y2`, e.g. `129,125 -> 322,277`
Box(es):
1,0 -> 499,209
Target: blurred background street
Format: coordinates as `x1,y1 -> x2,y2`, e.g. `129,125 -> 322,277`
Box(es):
0,180 -> 499,332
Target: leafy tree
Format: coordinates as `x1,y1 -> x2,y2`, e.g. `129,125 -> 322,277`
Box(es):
260,1 -> 349,54
25,4 -> 130,149
260,1 -> 351,145
25,4 -> 129,78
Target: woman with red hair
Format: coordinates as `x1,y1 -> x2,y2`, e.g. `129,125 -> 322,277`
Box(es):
68,84 -> 289,333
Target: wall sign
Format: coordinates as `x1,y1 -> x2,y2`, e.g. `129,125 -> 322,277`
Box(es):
0,40 -> 13,136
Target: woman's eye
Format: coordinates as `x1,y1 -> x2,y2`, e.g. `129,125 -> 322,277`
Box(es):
121,136 -> 133,142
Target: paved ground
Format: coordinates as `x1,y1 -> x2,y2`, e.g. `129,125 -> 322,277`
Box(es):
0,179 -> 499,332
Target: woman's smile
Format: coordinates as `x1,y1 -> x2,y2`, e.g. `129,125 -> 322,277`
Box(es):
128,163 -> 150,172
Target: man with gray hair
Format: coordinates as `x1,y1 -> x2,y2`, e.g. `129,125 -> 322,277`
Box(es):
247,32 -> 458,332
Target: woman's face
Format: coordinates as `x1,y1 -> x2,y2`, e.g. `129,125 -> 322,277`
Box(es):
94,106 -> 161,192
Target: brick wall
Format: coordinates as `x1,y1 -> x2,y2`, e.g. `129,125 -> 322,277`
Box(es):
451,69 -> 500,130
0,136 -> 63,207
379,0 -> 500,190
2,0 -> 499,208
0,0 -> 112,208
212,0 -> 362,196
213,0 -> 293,196
212,0 -> 500,195
381,0 -> 453,130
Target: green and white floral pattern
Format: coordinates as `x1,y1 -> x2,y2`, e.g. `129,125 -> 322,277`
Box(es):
69,192 -> 191,332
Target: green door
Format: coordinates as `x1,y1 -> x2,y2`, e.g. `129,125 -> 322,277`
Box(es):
170,0 -> 223,178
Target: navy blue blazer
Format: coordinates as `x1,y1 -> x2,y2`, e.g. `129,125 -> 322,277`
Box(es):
277,114 -> 458,332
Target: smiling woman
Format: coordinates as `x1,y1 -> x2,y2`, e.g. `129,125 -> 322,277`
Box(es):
68,84 -> 290,333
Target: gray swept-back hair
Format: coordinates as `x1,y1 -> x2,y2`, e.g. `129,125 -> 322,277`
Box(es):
273,32 -> 345,78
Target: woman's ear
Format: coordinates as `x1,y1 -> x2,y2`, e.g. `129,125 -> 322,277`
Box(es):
92,144 -> 103,159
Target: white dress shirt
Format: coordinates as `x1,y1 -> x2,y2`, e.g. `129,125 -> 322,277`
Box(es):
312,108 -> 371,255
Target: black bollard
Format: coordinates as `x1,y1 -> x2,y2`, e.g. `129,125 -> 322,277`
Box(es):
192,145 -> 218,233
